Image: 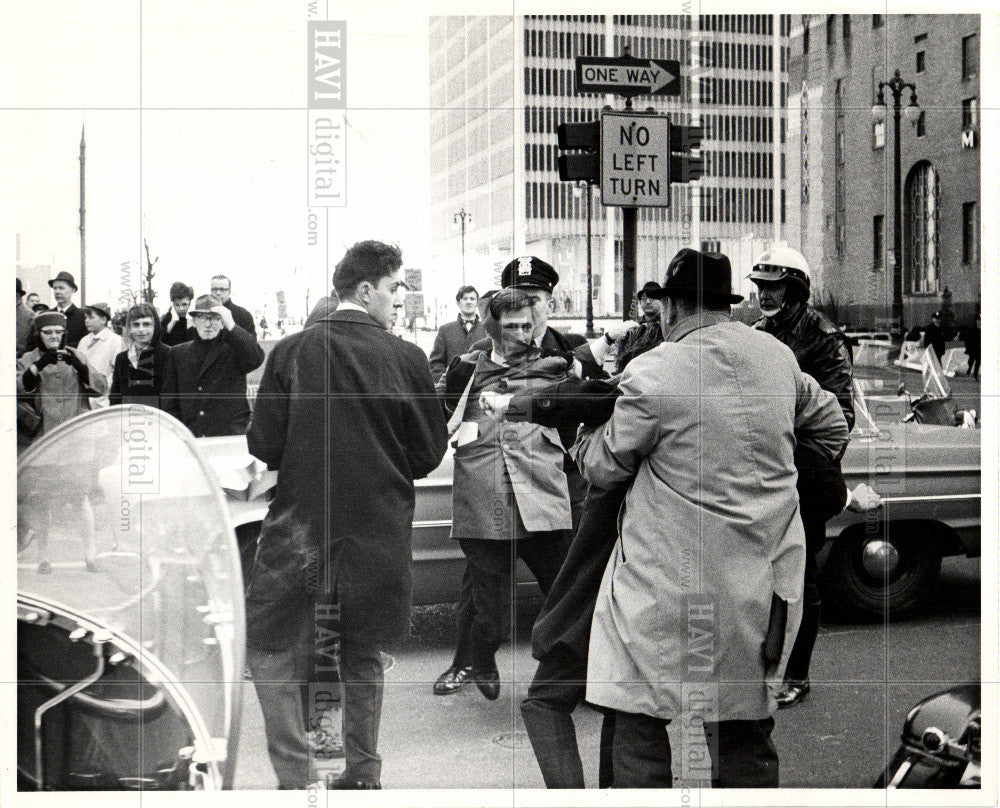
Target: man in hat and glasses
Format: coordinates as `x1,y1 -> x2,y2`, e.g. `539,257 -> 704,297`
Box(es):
573,249 -> 850,787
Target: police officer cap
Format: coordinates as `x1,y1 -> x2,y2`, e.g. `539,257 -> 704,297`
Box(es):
500,256 -> 559,294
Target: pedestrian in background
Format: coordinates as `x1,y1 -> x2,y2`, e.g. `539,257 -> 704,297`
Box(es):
921,311 -> 946,361
160,294 -> 264,437
161,281 -> 196,346
610,280 -> 664,373
17,311 -> 108,436
210,274 -> 257,338
109,303 -> 171,408
16,278 -> 33,357
963,313 -> 980,380
25,271 -> 87,352
246,240 -> 446,790
77,302 -> 122,409
427,285 -> 487,382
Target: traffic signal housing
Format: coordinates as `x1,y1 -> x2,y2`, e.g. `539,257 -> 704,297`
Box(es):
667,122 -> 705,184
556,121 -> 600,183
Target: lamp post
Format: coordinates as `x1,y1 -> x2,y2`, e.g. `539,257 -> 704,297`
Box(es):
574,181 -> 597,337
872,69 -> 920,337
454,208 -> 472,285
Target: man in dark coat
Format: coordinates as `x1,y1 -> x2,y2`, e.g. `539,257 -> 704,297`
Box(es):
921,310 -> 947,361
245,241 -> 447,790
612,280 -> 664,372
750,244 -> 855,709
160,294 -> 264,437
210,274 -> 257,338
427,285 -> 487,381
25,271 -> 87,351
160,281 -> 196,346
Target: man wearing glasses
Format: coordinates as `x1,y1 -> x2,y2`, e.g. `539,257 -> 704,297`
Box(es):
210,274 -> 257,338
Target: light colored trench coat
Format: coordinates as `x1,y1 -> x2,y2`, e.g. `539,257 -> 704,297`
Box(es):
17,347 -> 109,435
574,313 -> 849,720
449,352 -> 573,540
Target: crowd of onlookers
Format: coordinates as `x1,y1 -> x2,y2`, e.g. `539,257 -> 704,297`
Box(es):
16,271 -> 263,451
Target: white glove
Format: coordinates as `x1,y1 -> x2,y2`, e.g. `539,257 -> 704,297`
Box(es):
211,305 -> 235,330
605,320 -> 640,341
479,391 -> 513,421
846,482 -> 882,513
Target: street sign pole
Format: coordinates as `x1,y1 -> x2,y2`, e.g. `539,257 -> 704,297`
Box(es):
621,94 -> 636,321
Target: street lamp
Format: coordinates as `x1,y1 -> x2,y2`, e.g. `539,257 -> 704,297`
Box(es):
573,181 -> 597,338
872,69 -> 920,337
453,208 -> 472,285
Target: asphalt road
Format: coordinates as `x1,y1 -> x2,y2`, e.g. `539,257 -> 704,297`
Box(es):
231,554 -> 980,790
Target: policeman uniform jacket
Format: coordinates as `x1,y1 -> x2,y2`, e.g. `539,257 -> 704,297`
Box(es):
439,351 -> 574,540
428,315 -> 487,381
575,313 -> 849,721
755,303 -> 854,430
160,324 -> 264,437
16,347 -> 108,435
245,309 -> 447,648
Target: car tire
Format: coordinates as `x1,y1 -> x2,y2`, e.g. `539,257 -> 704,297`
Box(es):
822,530 -> 941,621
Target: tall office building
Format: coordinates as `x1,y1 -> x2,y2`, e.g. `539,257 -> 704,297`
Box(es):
787,14 -> 980,328
429,14 -> 790,316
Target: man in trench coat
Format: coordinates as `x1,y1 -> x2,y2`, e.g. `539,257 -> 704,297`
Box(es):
246,241 -> 447,790
573,251 -> 850,788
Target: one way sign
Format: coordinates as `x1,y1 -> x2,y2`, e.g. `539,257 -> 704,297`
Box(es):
575,56 -> 681,98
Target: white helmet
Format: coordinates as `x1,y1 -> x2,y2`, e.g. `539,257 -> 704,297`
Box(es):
749,244 -> 811,299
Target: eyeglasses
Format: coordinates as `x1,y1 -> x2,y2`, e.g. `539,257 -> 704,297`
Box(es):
210,287 -> 229,293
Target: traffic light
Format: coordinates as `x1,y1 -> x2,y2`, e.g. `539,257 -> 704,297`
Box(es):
667,122 -> 705,183
556,121 -> 600,183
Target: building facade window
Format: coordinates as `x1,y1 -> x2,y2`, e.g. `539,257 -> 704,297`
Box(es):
962,202 -> 978,265
873,121 -> 885,149
962,34 -> 978,78
873,215 -> 884,268
916,50 -> 925,73
916,111 -> 926,137
834,80 -> 846,258
872,14 -> 883,29
905,161 -> 940,294
962,97 -> 979,130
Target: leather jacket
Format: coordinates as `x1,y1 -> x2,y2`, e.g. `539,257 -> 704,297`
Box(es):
755,303 -> 855,432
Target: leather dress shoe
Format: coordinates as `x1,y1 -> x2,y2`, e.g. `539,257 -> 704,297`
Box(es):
775,680 -> 810,709
325,774 -> 381,790
472,666 -> 501,701
433,665 -> 474,695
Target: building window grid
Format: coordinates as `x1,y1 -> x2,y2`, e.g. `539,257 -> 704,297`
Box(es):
962,202 -> 978,265
907,162 -> 940,294
873,215 -> 884,268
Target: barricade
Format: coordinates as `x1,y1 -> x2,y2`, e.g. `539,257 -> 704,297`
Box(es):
940,348 -> 969,377
893,340 -> 923,371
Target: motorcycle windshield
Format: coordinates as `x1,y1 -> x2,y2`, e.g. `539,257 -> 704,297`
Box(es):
17,405 -> 245,775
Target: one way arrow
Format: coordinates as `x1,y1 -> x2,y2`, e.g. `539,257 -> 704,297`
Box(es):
574,56 -> 681,98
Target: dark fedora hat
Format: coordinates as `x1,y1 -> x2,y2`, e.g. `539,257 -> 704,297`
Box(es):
16,278 -> 25,296
637,281 -> 661,299
648,248 -> 743,304
48,270 -> 78,291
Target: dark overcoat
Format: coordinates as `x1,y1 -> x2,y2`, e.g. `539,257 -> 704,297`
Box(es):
427,316 -> 487,381
109,342 -> 172,406
160,325 -> 264,437
245,309 -> 448,649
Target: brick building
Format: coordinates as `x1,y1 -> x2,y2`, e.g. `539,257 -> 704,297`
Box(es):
786,14 -> 980,330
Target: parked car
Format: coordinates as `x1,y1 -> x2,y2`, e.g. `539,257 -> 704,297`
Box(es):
203,382 -> 980,621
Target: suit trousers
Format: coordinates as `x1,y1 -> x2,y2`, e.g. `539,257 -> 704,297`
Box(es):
612,710 -> 778,788
783,504 -> 826,682
249,625 -> 383,787
455,534 -> 567,670
520,650 -> 616,788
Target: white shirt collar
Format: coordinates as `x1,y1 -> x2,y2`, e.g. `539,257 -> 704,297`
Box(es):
336,300 -> 368,314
